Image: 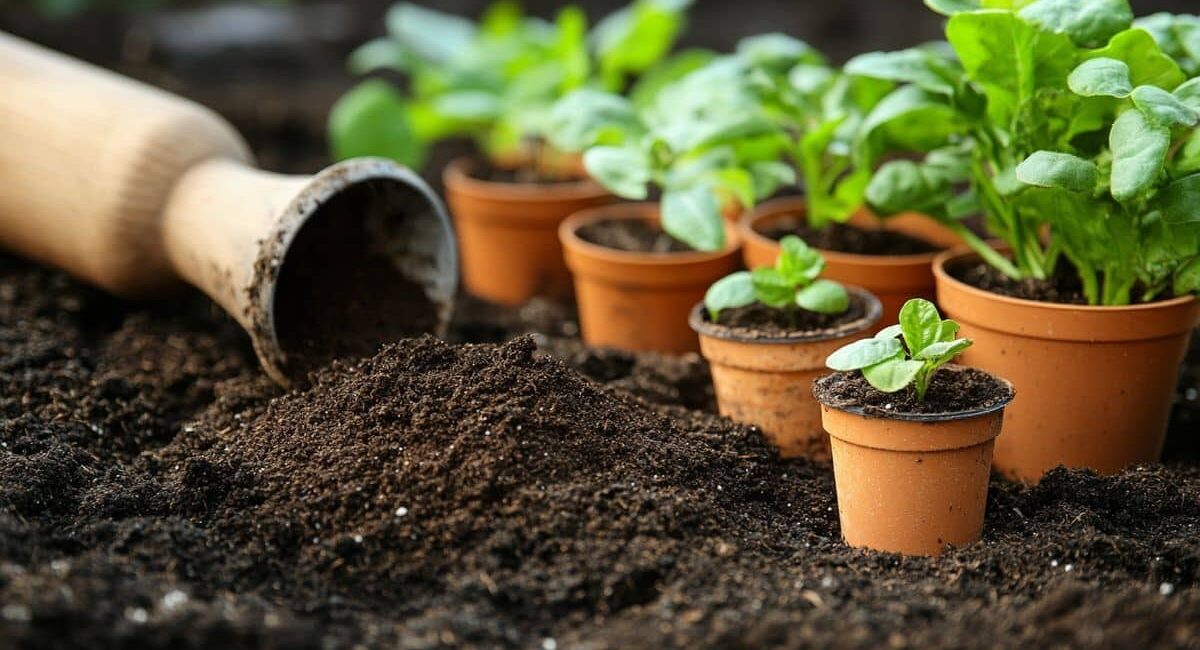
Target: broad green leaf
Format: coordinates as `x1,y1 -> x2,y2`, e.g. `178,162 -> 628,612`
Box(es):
328,80 -> 425,168
593,0 -> 691,86
826,338 -> 903,371
480,0 -> 522,37
751,267 -> 795,307
1015,151 -> 1099,192
1176,257 -> 1200,294
776,236 -> 824,284
937,319 -> 961,342
1176,129 -> 1200,177
737,33 -> 824,70
1158,173 -> 1200,224
748,161 -> 797,199
1067,57 -> 1132,97
865,160 -> 947,216
924,0 -> 981,15
386,3 -> 477,64
662,184 -> 725,251
347,39 -> 412,74
1018,0 -> 1132,48
844,49 -> 956,96
584,146 -> 652,200
789,64 -> 835,95
630,49 -> 717,109
898,298 -> 942,356
1131,85 -> 1200,128
857,86 -> 964,160
863,358 -> 925,393
915,338 -> 972,361
1084,29 -> 1185,90
705,271 -> 755,319
433,91 -> 503,121
711,168 -> 756,212
796,280 -> 849,315
1176,78 -> 1200,112
1109,108 -> 1171,202
546,90 -> 643,153
875,324 -> 903,340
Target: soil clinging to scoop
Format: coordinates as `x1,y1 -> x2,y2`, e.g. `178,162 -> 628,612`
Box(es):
764,216 -> 941,256
813,366 -> 1013,416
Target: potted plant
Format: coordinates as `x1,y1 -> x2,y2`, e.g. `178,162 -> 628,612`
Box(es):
550,57 -> 788,352
857,1 -> 1200,481
814,298 -> 1015,556
329,0 -> 690,306
690,236 -> 882,458
722,36 -> 964,324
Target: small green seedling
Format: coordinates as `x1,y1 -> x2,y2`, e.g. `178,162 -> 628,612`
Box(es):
825,298 -> 970,401
704,235 -> 849,321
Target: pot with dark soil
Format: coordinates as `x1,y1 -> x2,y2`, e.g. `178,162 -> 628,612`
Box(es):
560,203 -> 742,353
742,197 -> 962,326
690,236 -> 882,458
444,156 -> 613,306
936,250 -> 1200,483
816,298 -> 1015,556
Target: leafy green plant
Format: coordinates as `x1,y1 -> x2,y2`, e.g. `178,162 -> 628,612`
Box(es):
826,299 -> 970,401
852,0 -> 1200,305
330,0 -> 691,171
704,235 -> 849,322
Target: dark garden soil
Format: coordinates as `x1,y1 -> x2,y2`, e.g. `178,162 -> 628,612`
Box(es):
704,295 -> 869,340
763,216 -> 942,256
577,219 -> 694,253
950,261 -> 1130,305
467,158 -> 585,186
813,366 -> 1014,417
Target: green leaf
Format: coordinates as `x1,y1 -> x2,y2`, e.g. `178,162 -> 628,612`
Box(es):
386,3 -> 477,64
796,280 -> 849,315
1067,57 -> 1133,97
1131,85 -> 1200,128
347,38 -> 412,74
844,49 -> 957,96
915,338 -> 972,361
1176,129 -> 1200,177
1109,108 -> 1171,202
789,64 -> 835,95
584,146 -> 652,200
1084,29 -> 1185,89
546,90 -> 643,153
937,319 -> 961,342
1176,258 -> 1200,294
1018,0 -> 1133,48
1158,173 -> 1200,224
711,168 -> 756,212
875,324 -> 903,340
705,271 -> 756,319
751,267 -> 795,308
737,33 -> 824,70
776,236 -> 824,284
924,0 -> 981,15
1175,78 -> 1200,112
432,90 -> 503,121
826,338 -> 903,371
662,184 -> 725,251
630,49 -> 717,109
898,298 -> 942,357
748,161 -> 797,199
328,80 -> 426,168
863,358 -> 926,393
593,0 -> 691,86
1016,151 -> 1099,192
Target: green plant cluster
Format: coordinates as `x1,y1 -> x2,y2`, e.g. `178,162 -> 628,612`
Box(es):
329,0 -> 691,171
705,235 -> 849,320
826,299 -> 970,401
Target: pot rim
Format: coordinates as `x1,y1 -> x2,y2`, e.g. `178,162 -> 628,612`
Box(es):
813,368 -> 1016,423
444,156 -> 610,200
741,196 -> 947,266
933,247 -> 1200,314
688,286 -> 883,344
559,202 -> 743,266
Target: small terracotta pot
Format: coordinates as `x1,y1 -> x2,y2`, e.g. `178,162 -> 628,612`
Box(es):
741,197 -> 960,325
560,203 -> 742,353
816,371 -> 1014,556
443,157 -> 613,306
934,250 -> 1200,483
689,289 -> 882,458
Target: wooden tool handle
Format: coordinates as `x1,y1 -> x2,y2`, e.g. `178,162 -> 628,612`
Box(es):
0,31 -> 251,297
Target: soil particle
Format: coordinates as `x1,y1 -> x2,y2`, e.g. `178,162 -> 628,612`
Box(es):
577,218 -> 693,253
950,261 -> 1092,304
764,216 -> 940,255
813,366 -> 1014,416
704,293 -> 868,340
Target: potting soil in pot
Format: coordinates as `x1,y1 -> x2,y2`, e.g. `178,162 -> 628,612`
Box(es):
1,254 -> 1200,648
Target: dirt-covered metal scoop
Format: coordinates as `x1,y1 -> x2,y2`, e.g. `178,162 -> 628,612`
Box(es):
0,32 -> 458,386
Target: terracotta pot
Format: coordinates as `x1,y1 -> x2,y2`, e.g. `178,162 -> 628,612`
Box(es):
443,157 -> 613,306
689,290 -> 882,458
560,203 -> 741,353
934,250 -> 1200,483
816,371 -> 1014,556
741,197 -> 960,325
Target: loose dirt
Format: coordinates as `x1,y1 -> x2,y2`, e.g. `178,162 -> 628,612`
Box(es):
704,294 -> 869,339
813,366 -> 1014,416
577,218 -> 694,253
764,217 -> 941,256
1,253 -> 1199,649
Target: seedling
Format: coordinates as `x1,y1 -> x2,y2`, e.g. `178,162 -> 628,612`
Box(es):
705,235 -> 849,322
825,299 -> 970,401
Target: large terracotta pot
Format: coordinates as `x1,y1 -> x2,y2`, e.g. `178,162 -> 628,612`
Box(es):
934,250 -> 1200,483
689,289 -> 882,459
443,157 -> 613,306
560,203 -> 741,353
816,371 -> 1014,556
741,197 -> 960,325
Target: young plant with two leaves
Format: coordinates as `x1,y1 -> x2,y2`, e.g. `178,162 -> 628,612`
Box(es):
850,0 -> 1200,305
825,299 -> 970,401
329,0 -> 691,173
704,235 -> 850,324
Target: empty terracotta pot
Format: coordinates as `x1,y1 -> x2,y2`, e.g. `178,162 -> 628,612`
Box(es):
741,197 -> 960,325
443,157 -> 613,306
560,203 -> 741,353
689,290 -> 882,458
934,250 -> 1200,483
816,371 -> 1014,556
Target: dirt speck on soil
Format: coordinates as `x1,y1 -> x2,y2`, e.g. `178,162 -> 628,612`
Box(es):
764,216 -> 941,256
